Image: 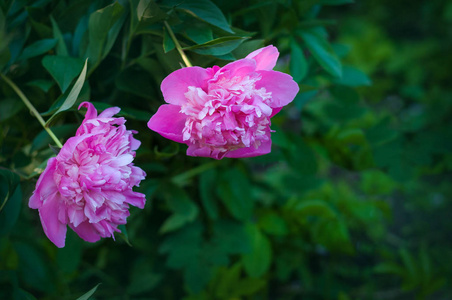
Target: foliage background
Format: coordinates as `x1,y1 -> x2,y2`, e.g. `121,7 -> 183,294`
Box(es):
1,0 -> 451,299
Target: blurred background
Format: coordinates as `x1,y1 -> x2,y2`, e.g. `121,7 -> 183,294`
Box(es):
0,0 -> 451,299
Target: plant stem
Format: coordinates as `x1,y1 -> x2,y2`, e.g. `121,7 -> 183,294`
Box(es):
1,74 -> 64,148
171,161 -> 219,185
164,21 -> 193,67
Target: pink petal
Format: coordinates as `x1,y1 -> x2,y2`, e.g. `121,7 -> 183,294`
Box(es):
161,67 -> 210,105
98,106 -> 121,118
78,102 -> 98,119
39,192 -> 67,248
245,45 -> 279,71
29,157 -> 57,209
256,70 -> 299,108
70,221 -> 101,243
147,104 -> 187,143
270,107 -> 282,118
225,133 -> 272,158
124,191 -> 146,209
220,58 -> 256,78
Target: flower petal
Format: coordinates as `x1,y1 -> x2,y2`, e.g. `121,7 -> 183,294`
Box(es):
256,70 -> 299,108
161,67 -> 210,105
70,221 -> 101,243
98,106 -> 121,118
148,104 -> 187,143
220,58 -> 256,78
245,45 -> 279,71
225,133 -> 272,158
39,192 -> 67,248
78,102 -> 98,119
29,157 -> 57,209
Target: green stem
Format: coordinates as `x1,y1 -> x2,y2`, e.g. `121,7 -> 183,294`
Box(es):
1,74 -> 64,148
171,161 -> 219,185
164,21 -> 193,67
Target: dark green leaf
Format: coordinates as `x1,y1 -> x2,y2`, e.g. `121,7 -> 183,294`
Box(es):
50,16 -> 68,56
76,283 -> 101,300
0,98 -> 24,121
160,185 -> 199,233
299,28 -> 342,77
42,55 -> 85,93
217,168 -> 253,221
242,223 -> 272,278
163,27 -> 175,53
163,0 -> 233,33
334,66 -> 371,86
115,66 -> 156,98
319,0 -> 354,5
85,2 -> 125,66
18,38 -> 57,61
184,36 -> 248,57
199,169 -> 219,219
0,176 -> 21,236
45,58 -> 88,126
26,79 -> 54,92
290,40 -> 308,82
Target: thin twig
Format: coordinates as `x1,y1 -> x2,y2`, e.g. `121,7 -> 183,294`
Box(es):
1,73 -> 64,148
164,21 -> 193,67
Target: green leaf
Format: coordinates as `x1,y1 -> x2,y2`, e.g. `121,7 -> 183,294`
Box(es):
287,199 -> 337,219
242,223 -> 272,278
31,124 -> 78,152
50,16 -> 68,56
76,283 -> 101,300
290,40 -> 308,82
116,224 -> 132,246
89,101 -> 151,121
183,36 -> 248,56
163,0 -> 233,33
0,98 -> 24,121
0,174 -> 21,236
42,55 -> 85,93
26,79 -> 54,93
160,185 -> 199,233
56,230 -> 83,273
85,2 -> 125,66
45,58 -> 88,126
217,168 -> 253,221
333,66 -> 371,86
319,0 -> 354,5
131,0 -> 166,34
115,66 -> 156,99
299,28 -> 342,77
199,169 -> 219,219
18,38 -> 57,61
258,211 -> 288,236
0,168 -> 20,212
185,23 -> 214,44
163,27 -> 175,53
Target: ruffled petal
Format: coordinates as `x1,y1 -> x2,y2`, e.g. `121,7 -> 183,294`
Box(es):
29,157 -> 57,209
78,102 -> 98,120
70,221 -> 101,243
161,67 -> 210,105
39,192 -> 67,248
256,70 -> 299,108
219,58 -> 256,78
225,132 -> 272,158
245,45 -> 279,71
148,104 -> 187,143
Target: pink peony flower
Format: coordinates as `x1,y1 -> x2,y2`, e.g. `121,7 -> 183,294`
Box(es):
147,45 -> 299,159
29,102 -> 146,248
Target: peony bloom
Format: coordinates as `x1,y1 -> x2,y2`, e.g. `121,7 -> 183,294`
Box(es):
147,45 -> 299,159
29,102 -> 146,248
